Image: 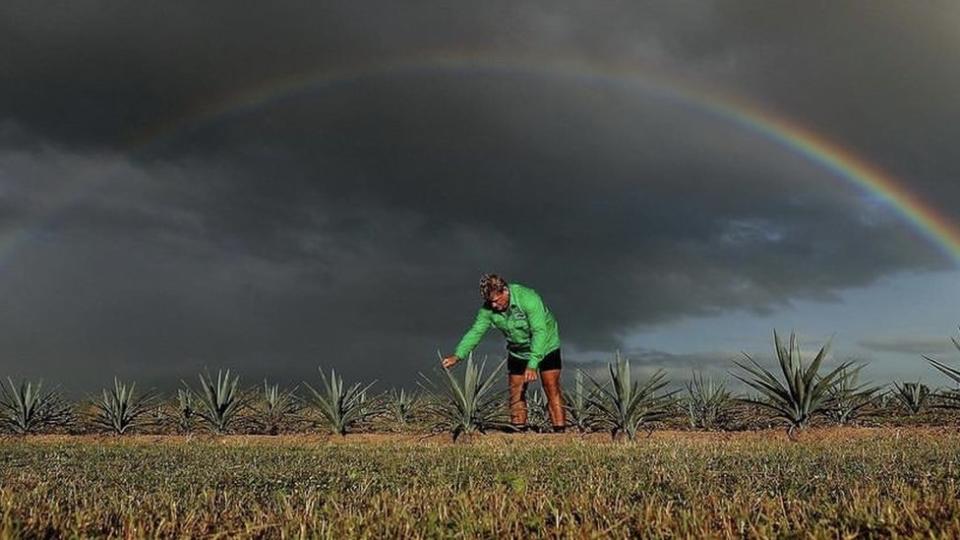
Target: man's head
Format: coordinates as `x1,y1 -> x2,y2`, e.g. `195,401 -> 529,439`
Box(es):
480,273 -> 510,312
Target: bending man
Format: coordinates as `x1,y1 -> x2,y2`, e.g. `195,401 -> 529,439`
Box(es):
442,273 -> 565,432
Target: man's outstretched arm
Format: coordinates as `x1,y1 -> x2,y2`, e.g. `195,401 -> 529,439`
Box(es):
452,308 -> 492,361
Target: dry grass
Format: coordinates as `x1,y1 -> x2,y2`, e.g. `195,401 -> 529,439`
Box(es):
17,425 -> 957,446
2,428 -> 960,538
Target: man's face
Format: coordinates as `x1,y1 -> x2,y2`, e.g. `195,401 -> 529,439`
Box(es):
488,287 -> 510,312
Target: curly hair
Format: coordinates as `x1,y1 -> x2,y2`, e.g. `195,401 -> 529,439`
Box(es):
479,273 -> 508,301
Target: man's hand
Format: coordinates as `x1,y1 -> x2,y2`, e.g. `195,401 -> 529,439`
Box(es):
524,368 -> 538,382
441,355 -> 460,369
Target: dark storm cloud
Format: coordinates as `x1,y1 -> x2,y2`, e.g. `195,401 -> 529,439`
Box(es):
571,348 -> 741,379
562,344 -> 863,394
0,2 -> 958,392
858,336 -> 957,356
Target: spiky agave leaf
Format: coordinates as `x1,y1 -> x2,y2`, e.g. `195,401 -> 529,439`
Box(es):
259,380 -> 302,435
563,370 -> 601,432
822,364 -> 883,425
584,350 -> 676,441
419,351 -> 510,441
892,381 -> 929,415
926,356 -> 960,385
386,388 -> 421,426
0,378 -> 73,434
305,367 -> 378,436
873,388 -> 894,411
185,369 -> 248,434
923,328 -> 960,408
732,330 -> 850,437
526,387 -> 551,432
90,377 -> 158,435
176,388 -> 194,432
684,370 -> 732,430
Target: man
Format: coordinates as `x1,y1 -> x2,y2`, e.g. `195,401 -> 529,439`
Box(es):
441,273 -> 565,432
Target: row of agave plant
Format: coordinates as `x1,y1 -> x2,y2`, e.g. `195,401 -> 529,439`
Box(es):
3,329 -> 960,441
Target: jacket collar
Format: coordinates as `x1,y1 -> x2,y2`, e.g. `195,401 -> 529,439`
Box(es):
507,283 -> 520,312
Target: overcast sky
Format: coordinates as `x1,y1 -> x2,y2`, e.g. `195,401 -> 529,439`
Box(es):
1,1 -> 959,395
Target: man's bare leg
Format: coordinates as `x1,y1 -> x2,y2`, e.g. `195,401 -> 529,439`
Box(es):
508,373 -> 528,428
540,369 -> 566,429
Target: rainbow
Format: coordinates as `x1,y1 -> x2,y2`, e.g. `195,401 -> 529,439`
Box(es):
6,52 -> 959,270
131,53 -> 960,266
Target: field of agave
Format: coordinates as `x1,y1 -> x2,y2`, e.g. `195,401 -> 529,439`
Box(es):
3,330 -> 960,439
3,330 -> 960,537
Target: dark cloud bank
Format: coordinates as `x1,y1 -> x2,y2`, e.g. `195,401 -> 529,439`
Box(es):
0,1 -> 957,393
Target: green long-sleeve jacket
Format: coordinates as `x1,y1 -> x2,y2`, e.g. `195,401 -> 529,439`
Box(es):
453,282 -> 560,370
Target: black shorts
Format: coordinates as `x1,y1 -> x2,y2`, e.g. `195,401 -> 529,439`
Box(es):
507,348 -> 561,375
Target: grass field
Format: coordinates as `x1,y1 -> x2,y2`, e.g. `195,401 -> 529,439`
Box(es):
2,428 -> 960,538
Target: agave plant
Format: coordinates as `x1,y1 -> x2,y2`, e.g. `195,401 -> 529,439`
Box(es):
176,388 -> 195,433
91,378 -> 158,435
185,369 -> 248,434
585,351 -> 676,441
822,364 -> 883,425
873,388 -> 894,411
386,388 -> 421,427
563,370 -> 599,432
923,329 -> 960,408
259,381 -> 302,435
419,351 -> 510,441
525,387 -> 551,433
0,378 -> 73,434
683,370 -> 732,430
893,381 -> 929,415
305,367 -> 378,436
732,330 -> 850,438
149,403 -> 166,432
